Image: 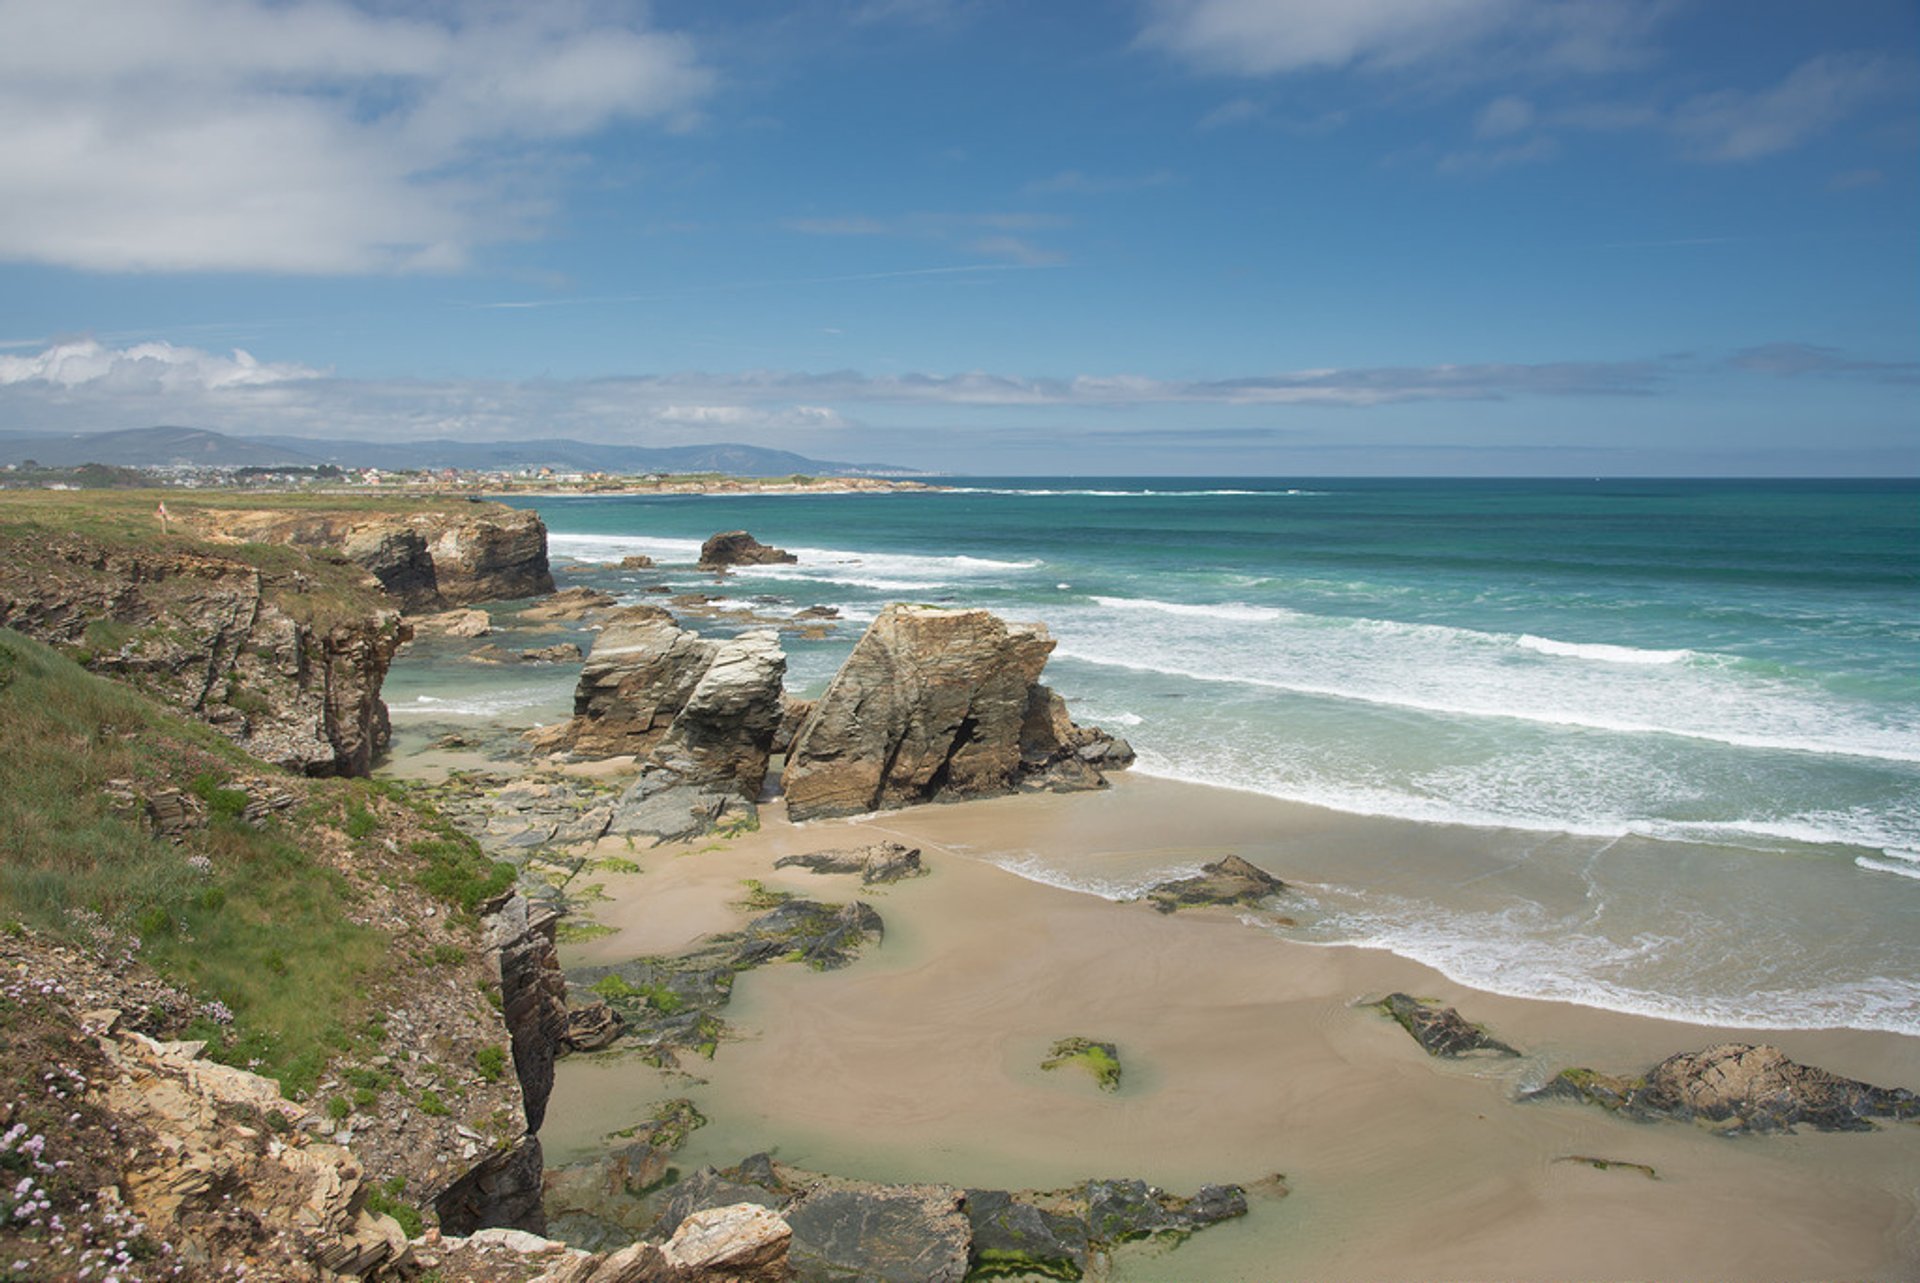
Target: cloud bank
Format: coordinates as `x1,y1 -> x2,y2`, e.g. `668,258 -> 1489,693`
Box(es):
0,0 -> 712,274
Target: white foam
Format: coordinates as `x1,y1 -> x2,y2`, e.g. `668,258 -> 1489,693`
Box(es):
1517,634 -> 1695,665
1855,855 -> 1920,881
547,532 -> 703,563
388,688 -> 560,718
988,854 -> 1212,902
1091,595 -> 1293,624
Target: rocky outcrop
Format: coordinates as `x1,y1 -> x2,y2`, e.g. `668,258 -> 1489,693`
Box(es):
204,504 -> 554,611
1372,993 -> 1519,1059
0,535 -> 407,776
543,608 -> 717,760
774,842 -> 925,884
1528,1042 -> 1920,1134
521,587 -> 618,622
651,1156 -> 1254,1283
88,1013 -> 414,1279
604,629 -> 788,843
781,606 -> 1129,821
1142,855 -> 1285,914
698,531 -> 797,569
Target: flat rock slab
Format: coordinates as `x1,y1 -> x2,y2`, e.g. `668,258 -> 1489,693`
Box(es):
774,842 -> 926,884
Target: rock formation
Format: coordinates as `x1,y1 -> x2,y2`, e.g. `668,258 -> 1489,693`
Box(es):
1527,1042 -> 1920,1133
205,504 -> 554,611
0,535 -> 407,776
546,608 -> 718,759
781,606 -> 1130,821
573,625 -> 787,844
1371,993 -> 1519,1058
698,531 -> 797,569
1142,855 -> 1285,914
774,842 -> 925,884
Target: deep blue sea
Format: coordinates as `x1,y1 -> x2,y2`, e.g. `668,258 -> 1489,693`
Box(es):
389,478 -> 1920,1035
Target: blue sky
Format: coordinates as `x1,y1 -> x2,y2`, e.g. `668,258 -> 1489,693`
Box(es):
0,0 -> 1914,474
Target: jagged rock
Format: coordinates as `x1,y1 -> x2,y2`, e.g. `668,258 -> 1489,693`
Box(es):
772,695 -> 815,756
549,608 -> 717,759
488,897 -> 571,1135
783,606 -> 1126,821
699,531 -> 798,569
1528,1042 -> 1920,1134
1142,855 -> 1285,914
0,535 -> 408,776
794,605 -> 840,620
415,607 -> 493,637
617,554 -> 657,570
341,522 -> 440,611
774,842 -> 925,885
436,1135 -> 548,1237
1373,993 -> 1519,1058
565,1001 -> 626,1052
643,630 -> 787,800
524,587 -> 620,622
427,508 -> 556,604
94,1029 -> 413,1278
783,1183 -> 971,1283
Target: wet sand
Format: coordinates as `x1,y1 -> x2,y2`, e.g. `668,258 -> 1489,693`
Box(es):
551,774 -> 1920,1280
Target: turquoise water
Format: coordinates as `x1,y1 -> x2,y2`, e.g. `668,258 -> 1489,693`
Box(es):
407,478 -> 1920,1034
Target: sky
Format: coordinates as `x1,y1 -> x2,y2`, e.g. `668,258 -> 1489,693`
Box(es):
0,0 -> 1915,475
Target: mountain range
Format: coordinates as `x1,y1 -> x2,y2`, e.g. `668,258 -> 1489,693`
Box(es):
0,426 -> 920,476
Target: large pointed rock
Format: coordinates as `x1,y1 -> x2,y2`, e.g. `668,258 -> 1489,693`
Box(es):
607,630 -> 788,842
552,608 -> 718,759
784,606 -> 1121,821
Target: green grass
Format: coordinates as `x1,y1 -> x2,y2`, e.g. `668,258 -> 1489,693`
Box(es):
0,628 -> 453,1099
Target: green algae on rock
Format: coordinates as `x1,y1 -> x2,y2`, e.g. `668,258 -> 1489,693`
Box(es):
1370,992 -> 1519,1058
1041,1037 -> 1123,1092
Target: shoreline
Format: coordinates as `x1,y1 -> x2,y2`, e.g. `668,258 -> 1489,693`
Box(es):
537,770 -> 1920,1280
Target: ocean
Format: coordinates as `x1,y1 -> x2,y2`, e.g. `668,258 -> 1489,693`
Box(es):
382,477 -> 1920,1037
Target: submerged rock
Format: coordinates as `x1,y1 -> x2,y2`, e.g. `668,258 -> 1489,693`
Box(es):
1372,993 -> 1520,1058
544,1100 -> 708,1250
1526,1042 -> 1920,1134
521,586 -> 619,622
699,530 -> 798,568
774,841 -> 926,884
1142,855 -> 1286,914
782,606 -> 1129,821
565,899 -> 883,1066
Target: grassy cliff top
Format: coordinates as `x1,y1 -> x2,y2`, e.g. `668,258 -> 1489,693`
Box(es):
0,627 -> 513,1100
0,487 -> 511,540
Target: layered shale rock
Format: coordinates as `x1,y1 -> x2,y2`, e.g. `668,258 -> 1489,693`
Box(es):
544,607 -> 718,760
1527,1042 -> 1920,1134
781,605 -> 1130,821
698,530 -> 797,569
0,536 -> 406,776
605,629 -> 789,843
1142,855 -> 1286,914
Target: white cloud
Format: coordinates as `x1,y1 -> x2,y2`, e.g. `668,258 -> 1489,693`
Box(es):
0,0 -> 712,274
1475,95 -> 1534,138
1672,54 -> 1902,162
0,338 -> 321,391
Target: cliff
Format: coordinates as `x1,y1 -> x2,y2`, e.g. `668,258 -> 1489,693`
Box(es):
201,503 -> 554,611
0,527 -> 406,776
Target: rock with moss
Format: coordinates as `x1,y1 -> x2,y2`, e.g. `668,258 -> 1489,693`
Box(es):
1372,993 -> 1519,1058
775,841 -> 926,884
565,899 -> 883,1067
962,1189 -> 1089,1280
1525,1043 -> 1920,1134
1041,1037 -> 1123,1092
1142,855 -> 1285,914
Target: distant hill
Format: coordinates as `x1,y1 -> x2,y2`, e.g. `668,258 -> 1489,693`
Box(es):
0,426 -> 322,468
0,426 -> 918,477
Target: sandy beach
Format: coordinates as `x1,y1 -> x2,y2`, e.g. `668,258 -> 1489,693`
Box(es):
546,772 -> 1920,1281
